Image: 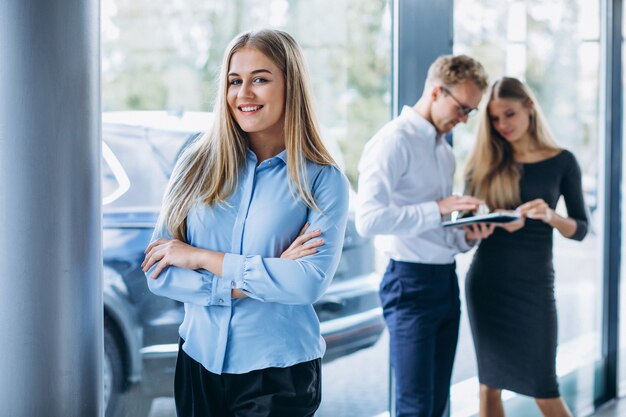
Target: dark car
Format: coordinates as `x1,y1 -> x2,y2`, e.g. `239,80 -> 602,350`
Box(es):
101,112 -> 385,417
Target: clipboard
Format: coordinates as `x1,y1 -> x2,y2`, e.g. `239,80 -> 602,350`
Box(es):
442,212 -> 521,228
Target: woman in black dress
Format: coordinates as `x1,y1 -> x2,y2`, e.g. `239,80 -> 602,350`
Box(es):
464,77 -> 588,417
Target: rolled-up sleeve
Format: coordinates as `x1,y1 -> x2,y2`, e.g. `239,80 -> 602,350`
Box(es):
355,134 -> 441,238
222,167 -> 350,305
145,220 -> 232,307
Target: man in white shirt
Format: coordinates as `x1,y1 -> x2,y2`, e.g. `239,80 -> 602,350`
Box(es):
356,55 -> 492,417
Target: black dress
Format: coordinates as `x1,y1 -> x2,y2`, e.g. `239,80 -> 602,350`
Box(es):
465,150 -> 588,398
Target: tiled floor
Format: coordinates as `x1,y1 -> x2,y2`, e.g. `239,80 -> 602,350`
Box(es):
590,398 -> 626,417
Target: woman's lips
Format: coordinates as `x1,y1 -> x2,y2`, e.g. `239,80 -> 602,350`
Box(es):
238,104 -> 263,114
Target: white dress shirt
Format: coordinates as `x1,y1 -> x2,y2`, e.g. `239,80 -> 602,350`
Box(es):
355,106 -> 472,264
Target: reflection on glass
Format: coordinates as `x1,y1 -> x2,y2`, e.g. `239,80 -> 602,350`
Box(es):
453,0 -> 602,416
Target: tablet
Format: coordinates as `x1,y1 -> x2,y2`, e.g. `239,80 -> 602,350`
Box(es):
442,212 -> 521,228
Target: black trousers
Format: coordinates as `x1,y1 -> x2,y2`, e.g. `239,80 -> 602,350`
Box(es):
174,339 -> 322,417
379,260 -> 461,417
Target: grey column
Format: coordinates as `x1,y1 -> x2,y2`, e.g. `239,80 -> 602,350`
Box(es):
388,2 -> 455,415
0,1 -> 102,416
392,0 -> 454,117
601,0 -> 622,402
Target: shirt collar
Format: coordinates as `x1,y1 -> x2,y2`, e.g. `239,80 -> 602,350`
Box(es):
274,149 -> 287,164
399,105 -> 443,143
246,148 -> 287,165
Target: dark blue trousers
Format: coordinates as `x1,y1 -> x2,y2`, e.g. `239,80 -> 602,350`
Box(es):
380,259 -> 461,417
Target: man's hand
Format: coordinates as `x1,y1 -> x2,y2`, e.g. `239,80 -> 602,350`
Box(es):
437,195 -> 484,217
464,222 -> 495,242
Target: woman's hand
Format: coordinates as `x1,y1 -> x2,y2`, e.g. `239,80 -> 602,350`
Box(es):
142,238 -> 205,279
495,209 -> 526,233
280,223 -> 324,260
232,289 -> 247,299
517,199 -> 554,225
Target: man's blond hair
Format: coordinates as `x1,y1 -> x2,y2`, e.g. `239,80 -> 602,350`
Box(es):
426,54 -> 488,91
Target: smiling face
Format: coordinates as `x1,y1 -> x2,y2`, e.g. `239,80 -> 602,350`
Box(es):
227,47 -> 286,143
487,98 -> 532,144
430,81 -> 483,134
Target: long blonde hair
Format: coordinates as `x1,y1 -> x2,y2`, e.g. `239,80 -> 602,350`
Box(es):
161,29 -> 336,240
464,77 -> 560,209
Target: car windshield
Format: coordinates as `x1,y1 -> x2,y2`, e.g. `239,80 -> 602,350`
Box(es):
102,123 -> 197,211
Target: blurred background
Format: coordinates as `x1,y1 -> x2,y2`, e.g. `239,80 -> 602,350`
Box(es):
98,1 -> 620,416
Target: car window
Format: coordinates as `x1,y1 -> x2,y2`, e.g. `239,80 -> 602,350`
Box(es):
102,123 -> 194,210
101,113 -> 346,211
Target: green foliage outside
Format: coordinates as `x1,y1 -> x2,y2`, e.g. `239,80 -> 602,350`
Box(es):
102,0 -> 391,187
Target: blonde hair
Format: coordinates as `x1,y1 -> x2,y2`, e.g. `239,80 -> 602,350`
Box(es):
426,55 -> 489,91
161,29 -> 336,240
464,77 -> 560,209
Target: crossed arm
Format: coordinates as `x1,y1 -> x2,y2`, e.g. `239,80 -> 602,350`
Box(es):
143,167 -> 350,306
142,223 -> 324,299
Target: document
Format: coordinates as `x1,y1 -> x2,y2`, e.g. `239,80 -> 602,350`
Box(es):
442,212 -> 521,228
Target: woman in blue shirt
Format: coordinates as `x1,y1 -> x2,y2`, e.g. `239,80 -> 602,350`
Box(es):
141,29 -> 349,417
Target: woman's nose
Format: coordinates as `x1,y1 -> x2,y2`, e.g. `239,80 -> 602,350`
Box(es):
238,81 -> 253,98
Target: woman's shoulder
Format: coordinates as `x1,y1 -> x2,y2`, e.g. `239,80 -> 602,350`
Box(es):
553,148 -> 580,168
306,161 -> 349,191
531,148 -> 581,175
524,148 -> 575,166
558,149 -> 583,176
558,148 -> 577,160
309,161 -> 348,181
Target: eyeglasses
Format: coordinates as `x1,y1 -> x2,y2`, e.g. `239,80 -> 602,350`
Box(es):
440,86 -> 479,117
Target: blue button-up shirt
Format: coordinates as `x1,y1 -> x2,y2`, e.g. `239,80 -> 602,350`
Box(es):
146,148 -> 349,374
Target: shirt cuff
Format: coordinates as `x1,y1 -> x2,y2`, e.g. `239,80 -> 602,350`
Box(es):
222,253 -> 249,297
460,233 -> 477,252
422,201 -> 442,228
209,275 -> 232,306
212,253 -> 247,306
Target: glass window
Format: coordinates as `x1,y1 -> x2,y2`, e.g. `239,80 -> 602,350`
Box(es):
101,1 -> 391,416
102,122 -> 193,210
453,1 -> 603,416
620,0 -> 626,399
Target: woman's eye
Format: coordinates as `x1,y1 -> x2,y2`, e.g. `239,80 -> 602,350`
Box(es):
505,112 -> 515,118
229,79 -> 242,86
253,77 -> 268,83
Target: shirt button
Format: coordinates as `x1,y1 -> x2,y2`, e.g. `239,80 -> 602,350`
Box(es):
219,298 -> 224,303
231,281 -> 236,288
